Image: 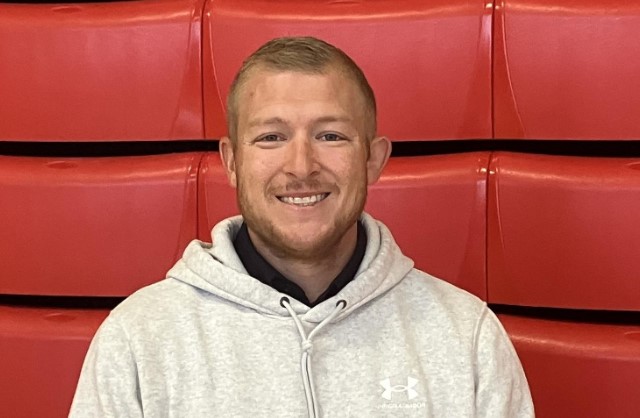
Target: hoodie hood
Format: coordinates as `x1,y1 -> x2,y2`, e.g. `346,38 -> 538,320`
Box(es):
166,212 -> 414,323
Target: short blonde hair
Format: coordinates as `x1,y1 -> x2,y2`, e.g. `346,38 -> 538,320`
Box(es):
226,36 -> 377,144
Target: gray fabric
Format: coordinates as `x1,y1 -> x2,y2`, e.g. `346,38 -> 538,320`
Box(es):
70,213 -> 534,417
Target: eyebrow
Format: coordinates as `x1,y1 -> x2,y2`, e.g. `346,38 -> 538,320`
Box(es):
247,115 -> 354,129
313,115 -> 354,125
247,117 -> 287,129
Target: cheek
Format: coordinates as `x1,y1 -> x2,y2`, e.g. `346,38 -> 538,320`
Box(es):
338,152 -> 368,183
320,147 -> 366,176
236,151 -> 283,195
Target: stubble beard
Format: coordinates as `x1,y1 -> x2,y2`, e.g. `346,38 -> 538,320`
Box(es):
236,179 -> 366,261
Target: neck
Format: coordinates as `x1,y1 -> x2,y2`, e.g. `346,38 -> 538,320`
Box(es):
248,224 -> 358,303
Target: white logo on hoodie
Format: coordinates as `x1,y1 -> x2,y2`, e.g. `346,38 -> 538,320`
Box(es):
380,376 -> 419,400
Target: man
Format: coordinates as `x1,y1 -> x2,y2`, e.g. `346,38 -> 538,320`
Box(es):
70,37 -> 534,417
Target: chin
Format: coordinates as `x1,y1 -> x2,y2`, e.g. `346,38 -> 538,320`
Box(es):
272,229 -> 342,259
245,210 -> 358,259
279,240 -> 334,260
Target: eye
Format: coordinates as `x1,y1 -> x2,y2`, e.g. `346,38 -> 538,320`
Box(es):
257,134 -> 284,142
318,132 -> 345,142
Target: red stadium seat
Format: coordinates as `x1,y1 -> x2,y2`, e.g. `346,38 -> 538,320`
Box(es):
366,153 -> 490,299
197,152 -> 241,241
0,0 -> 206,141
197,152 -> 489,299
488,152 -> 640,310
494,0 -> 640,139
0,154 -> 201,296
500,314 -> 640,418
0,305 -> 108,418
203,0 -> 492,141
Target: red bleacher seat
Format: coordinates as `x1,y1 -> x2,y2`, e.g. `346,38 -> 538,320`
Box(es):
500,314 -> 640,418
197,152 -> 489,299
366,152 -> 489,299
0,305 -> 108,418
0,154 -> 201,296
0,0 -> 206,141
203,0 -> 492,141
494,0 -> 640,139
487,152 -> 640,310
197,152 -> 240,240
366,153 -> 489,299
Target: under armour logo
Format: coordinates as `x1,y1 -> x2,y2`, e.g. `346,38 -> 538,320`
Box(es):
380,377 -> 419,400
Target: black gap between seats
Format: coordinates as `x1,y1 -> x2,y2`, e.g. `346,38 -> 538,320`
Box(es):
0,294 -> 125,310
490,304 -> 640,326
1,139 -> 639,158
390,140 -> 640,158
0,140 -> 218,157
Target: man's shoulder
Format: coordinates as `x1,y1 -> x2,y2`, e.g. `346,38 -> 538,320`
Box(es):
108,278 -> 199,326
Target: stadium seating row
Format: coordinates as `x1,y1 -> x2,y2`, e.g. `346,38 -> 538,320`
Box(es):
1,0 -> 639,141
3,151 -> 639,311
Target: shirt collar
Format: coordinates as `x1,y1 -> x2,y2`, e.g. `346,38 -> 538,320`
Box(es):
233,221 -> 367,307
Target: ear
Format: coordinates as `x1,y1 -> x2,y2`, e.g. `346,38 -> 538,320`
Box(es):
366,136 -> 392,185
219,137 -> 238,188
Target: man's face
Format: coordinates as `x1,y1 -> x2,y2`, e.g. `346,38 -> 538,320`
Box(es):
221,68 -> 389,260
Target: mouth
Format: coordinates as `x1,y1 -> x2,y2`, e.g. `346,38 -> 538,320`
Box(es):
277,193 -> 330,207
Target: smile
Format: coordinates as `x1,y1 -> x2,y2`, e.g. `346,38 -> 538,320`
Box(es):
277,193 -> 329,207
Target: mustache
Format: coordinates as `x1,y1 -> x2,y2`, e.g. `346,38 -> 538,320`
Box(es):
267,179 -> 330,194
285,179 -> 323,191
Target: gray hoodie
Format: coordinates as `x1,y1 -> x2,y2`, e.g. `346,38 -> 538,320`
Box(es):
69,213 -> 534,417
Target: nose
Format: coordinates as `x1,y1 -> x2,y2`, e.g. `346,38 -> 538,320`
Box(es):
283,136 -> 319,179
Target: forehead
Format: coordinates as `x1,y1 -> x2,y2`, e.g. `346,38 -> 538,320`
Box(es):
235,68 -> 366,124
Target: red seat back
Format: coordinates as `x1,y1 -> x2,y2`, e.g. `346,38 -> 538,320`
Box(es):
203,0 -> 492,141
500,314 -> 640,418
488,152 -> 640,310
0,154 -> 200,296
0,305 -> 108,418
366,153 -> 490,299
197,152 -> 240,241
0,0 -> 206,141
494,0 -> 640,139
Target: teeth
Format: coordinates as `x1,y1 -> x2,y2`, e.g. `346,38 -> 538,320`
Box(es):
279,193 -> 328,206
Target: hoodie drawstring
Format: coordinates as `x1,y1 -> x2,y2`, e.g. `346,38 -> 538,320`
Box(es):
280,297 -> 347,418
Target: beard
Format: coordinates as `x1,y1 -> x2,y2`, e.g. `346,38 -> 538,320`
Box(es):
236,176 -> 366,261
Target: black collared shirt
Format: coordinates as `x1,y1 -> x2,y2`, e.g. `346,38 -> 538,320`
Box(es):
233,222 -> 367,307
